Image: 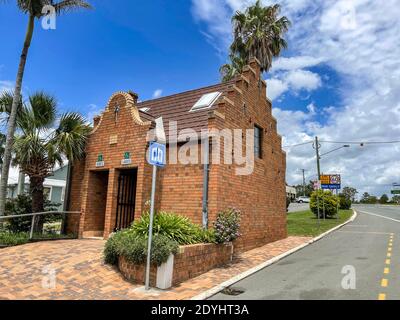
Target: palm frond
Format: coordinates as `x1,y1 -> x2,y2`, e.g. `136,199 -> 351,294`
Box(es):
228,2 -> 291,74
53,0 -> 92,15
53,112 -> 91,162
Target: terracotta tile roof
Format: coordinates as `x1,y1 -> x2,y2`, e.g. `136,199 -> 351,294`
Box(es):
136,81 -> 235,139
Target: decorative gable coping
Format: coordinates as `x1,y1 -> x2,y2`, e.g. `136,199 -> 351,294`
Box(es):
92,91 -> 152,134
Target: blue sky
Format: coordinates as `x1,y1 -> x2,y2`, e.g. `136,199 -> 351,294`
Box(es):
0,0 -> 335,118
1,0 -> 399,197
0,0 -> 230,113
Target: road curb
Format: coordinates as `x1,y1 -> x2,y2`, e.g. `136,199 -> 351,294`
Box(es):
191,209 -> 358,300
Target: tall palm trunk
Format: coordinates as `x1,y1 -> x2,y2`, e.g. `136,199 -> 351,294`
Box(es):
30,176 -> 45,234
30,176 -> 45,213
0,15 -> 35,216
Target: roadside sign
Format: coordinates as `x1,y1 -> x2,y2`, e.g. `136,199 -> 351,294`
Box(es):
148,142 -> 166,167
320,174 -> 341,190
313,180 -> 321,190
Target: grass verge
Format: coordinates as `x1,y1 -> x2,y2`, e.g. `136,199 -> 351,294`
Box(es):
287,209 -> 353,237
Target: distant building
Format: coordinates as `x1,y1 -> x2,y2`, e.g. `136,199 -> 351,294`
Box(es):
286,185 -> 297,201
7,165 -> 67,211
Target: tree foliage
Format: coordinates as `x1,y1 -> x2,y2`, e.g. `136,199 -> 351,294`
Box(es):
0,91 -> 91,213
221,1 -> 290,82
310,190 -> 339,218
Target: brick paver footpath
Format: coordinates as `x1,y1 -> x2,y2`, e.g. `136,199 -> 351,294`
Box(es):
0,237 -> 311,300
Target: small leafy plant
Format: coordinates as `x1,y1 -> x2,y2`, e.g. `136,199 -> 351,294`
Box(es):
214,208 -> 241,244
310,190 -> 339,218
0,232 -> 29,247
131,212 -> 214,245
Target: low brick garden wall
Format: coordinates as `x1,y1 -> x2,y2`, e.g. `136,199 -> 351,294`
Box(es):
118,242 -> 233,288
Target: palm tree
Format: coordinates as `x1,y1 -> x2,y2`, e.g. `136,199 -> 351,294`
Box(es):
0,91 -> 91,213
0,0 -> 92,216
221,1 -> 290,81
220,54 -> 247,83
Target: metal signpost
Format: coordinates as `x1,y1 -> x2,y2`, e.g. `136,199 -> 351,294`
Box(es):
145,141 -> 166,291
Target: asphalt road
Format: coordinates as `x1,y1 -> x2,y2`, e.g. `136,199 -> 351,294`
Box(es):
288,203 -> 310,213
210,205 -> 400,300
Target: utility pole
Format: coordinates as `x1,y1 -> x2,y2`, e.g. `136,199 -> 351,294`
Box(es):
314,137 -> 321,224
315,137 -> 321,180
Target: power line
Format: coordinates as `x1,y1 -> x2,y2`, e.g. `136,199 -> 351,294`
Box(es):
283,139 -> 400,149
319,140 -> 400,145
283,141 -> 313,149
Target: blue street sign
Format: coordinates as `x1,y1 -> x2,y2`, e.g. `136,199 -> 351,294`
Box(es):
148,142 -> 166,167
321,184 -> 341,190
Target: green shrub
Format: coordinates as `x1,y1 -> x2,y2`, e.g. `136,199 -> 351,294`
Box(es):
104,232 -> 179,267
4,194 -> 61,233
339,194 -> 352,210
0,232 -> 29,247
150,234 -> 179,266
131,212 -> 212,245
214,208 -> 241,244
310,190 -> 339,218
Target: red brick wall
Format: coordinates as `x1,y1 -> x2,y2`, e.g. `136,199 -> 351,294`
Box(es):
156,147 -> 204,225
118,256 -> 157,286
83,171 -> 108,233
208,59 -> 287,252
172,243 -> 232,285
66,160 -> 85,235
118,243 -> 233,286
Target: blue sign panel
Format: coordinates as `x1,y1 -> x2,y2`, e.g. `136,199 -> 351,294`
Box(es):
321,184 -> 341,190
148,142 -> 166,167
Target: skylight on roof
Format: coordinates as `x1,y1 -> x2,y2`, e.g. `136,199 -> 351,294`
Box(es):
139,107 -> 150,113
190,92 -> 221,112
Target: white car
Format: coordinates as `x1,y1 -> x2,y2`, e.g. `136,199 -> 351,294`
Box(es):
296,196 -> 311,203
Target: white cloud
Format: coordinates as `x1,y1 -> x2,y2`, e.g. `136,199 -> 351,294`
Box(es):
285,69 -> 322,92
192,0 -> 400,197
267,78 -> 288,100
266,70 -> 322,100
152,89 -> 163,99
271,56 -> 324,72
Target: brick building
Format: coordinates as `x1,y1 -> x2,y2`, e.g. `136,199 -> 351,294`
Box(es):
66,58 -> 287,252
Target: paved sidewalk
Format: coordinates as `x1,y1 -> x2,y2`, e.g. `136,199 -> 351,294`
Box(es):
0,237 -> 311,300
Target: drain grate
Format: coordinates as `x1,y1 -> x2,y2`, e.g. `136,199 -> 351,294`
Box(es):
221,287 -> 245,296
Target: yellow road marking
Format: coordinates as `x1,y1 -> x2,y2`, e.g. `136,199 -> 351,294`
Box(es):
387,253 -> 392,258
386,259 -> 391,265
379,293 -> 386,300
388,247 -> 392,252
381,279 -> 389,287
384,268 -> 390,274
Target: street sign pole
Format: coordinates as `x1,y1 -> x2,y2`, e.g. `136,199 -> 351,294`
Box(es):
145,164 -> 157,291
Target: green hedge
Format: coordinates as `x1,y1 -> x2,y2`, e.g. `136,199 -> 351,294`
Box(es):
104,232 -> 178,266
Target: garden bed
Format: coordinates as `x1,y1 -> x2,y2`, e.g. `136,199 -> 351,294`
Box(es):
118,242 -> 233,288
